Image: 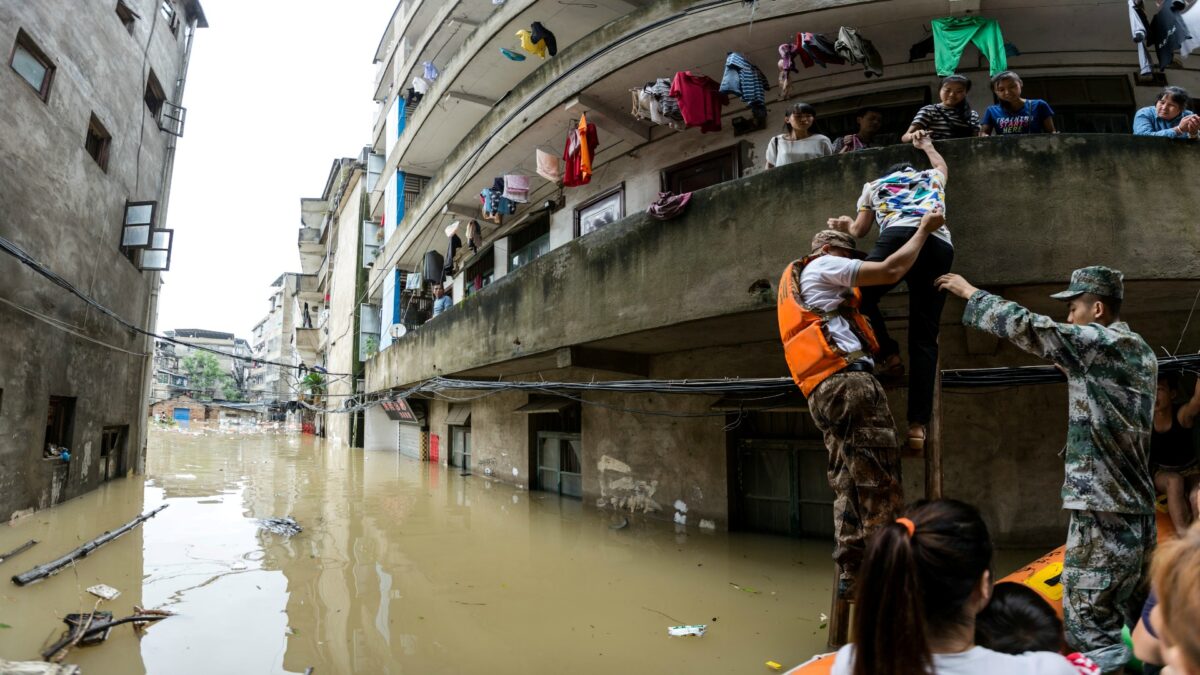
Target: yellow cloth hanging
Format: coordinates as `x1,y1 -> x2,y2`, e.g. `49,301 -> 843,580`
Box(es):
516,29 -> 548,59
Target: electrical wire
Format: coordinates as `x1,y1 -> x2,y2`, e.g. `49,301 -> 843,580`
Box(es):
0,295 -> 146,357
0,234 -> 352,376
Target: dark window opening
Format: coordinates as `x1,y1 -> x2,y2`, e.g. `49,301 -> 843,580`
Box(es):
85,113 -> 111,172
145,70 -> 166,118
507,216 -> 550,272
813,86 -> 932,146
661,145 -> 740,194
1022,76 -> 1137,134
115,1 -> 138,34
10,29 -> 55,101
574,184 -> 625,238
463,247 -> 494,297
100,425 -> 127,480
44,396 -> 76,458
160,0 -> 179,34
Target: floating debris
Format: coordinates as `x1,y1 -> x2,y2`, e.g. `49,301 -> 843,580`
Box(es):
258,516 -> 303,538
667,624 -> 707,637
0,660 -> 81,675
729,582 -> 761,594
609,517 -> 629,530
86,584 -> 120,601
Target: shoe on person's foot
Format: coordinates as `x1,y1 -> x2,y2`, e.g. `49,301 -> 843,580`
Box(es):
877,354 -> 904,378
906,425 -> 926,451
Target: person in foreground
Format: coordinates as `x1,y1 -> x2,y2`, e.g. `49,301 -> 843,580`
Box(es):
1147,522 -> 1200,675
976,582 -> 1101,674
778,210 -> 944,597
936,266 -> 1157,672
831,499 -> 1080,675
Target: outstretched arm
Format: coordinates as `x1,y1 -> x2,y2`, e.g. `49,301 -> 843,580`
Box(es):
827,211 -> 874,238
913,135 -> 948,184
855,210 -> 944,286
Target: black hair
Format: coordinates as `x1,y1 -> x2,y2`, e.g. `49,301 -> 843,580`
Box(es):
975,582 -> 1064,654
989,70 -> 1023,89
1158,86 -> 1190,107
857,106 -> 884,119
1079,292 -> 1122,319
851,499 -> 994,675
939,75 -> 975,125
1159,371 -> 1181,391
782,102 -> 817,137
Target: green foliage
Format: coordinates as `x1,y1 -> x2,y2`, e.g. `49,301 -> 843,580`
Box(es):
301,372 -> 325,394
181,351 -> 233,401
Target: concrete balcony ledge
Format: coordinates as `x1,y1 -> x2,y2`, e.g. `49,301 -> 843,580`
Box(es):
367,134 -> 1200,391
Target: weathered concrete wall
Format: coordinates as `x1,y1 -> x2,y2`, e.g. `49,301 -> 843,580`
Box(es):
0,1 -> 198,520
370,135 -> 1200,390
325,174 -> 364,447
468,392 -> 530,484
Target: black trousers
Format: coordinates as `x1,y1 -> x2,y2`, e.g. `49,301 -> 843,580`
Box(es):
859,226 -> 954,425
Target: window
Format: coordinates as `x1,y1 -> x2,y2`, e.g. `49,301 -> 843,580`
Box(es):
99,426 -> 127,480
44,396 -> 76,457
574,184 -> 625,238
813,86 -> 931,144
115,1 -> 138,34
10,29 -> 55,100
160,0 -> 179,34
463,247 -> 494,297
1022,76 -> 1136,133
507,217 -> 550,272
661,145 -> 741,194
144,70 -> 166,118
85,114 -> 111,172
157,373 -> 169,384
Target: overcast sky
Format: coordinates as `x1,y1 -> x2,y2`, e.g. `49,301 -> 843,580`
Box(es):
155,0 -> 396,338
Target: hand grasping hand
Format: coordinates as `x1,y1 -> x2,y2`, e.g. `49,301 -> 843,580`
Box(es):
935,273 -> 979,299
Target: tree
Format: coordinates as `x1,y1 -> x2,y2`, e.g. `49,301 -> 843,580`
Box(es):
180,351 -> 232,401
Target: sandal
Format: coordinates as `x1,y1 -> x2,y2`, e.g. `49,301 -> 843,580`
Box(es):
906,425 -> 926,451
877,354 -> 905,378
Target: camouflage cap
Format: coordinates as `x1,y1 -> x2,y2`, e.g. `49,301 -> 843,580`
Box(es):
810,230 -> 866,259
1049,265 -> 1125,300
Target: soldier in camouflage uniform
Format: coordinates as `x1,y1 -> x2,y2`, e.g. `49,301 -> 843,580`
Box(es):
937,266 -> 1157,672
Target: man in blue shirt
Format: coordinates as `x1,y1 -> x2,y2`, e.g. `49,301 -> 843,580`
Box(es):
431,283 -> 452,317
1134,86 -> 1199,137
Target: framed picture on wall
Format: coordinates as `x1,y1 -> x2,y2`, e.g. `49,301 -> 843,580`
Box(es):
574,184 -> 625,237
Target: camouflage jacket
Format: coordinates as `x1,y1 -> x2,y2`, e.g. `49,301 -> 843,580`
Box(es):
964,291 -> 1157,514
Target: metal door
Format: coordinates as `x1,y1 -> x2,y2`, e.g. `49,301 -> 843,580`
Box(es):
735,439 -> 834,537
535,432 -> 582,499
172,407 -> 190,429
398,424 -> 420,459
450,426 -> 471,471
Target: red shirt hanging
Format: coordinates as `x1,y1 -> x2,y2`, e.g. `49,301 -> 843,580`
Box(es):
669,71 -> 727,133
562,114 -> 599,187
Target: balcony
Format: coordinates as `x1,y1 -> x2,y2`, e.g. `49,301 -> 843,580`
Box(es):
294,273 -> 321,305
368,135 -> 1200,391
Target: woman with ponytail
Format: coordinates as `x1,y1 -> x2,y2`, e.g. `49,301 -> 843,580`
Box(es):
831,500 -> 1079,675
902,75 -> 980,141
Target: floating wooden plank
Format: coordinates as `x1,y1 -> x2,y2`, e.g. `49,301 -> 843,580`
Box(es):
11,505 -> 168,587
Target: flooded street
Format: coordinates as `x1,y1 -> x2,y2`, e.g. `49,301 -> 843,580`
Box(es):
1,430 -> 845,674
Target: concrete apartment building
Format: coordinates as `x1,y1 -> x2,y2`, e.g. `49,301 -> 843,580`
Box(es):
297,156 -> 373,446
150,339 -> 189,404
345,0 -> 1200,544
0,0 -> 205,520
159,328 -> 250,400
248,273 -> 302,417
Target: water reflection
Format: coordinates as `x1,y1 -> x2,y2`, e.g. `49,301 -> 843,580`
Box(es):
2,430 -> 841,674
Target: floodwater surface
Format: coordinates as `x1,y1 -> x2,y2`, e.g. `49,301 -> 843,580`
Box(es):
0,430 -> 845,674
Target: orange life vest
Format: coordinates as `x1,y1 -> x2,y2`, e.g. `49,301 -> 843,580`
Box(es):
777,255 -> 880,396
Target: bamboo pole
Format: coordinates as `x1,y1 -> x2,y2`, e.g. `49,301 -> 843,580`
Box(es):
925,361 -> 943,499
11,505 -> 168,587
0,539 -> 37,565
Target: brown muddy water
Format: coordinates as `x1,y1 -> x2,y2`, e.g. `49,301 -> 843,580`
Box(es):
0,430 -> 1040,674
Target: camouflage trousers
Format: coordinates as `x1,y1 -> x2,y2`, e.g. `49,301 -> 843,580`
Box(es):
1063,509 -> 1156,672
807,371 -> 904,584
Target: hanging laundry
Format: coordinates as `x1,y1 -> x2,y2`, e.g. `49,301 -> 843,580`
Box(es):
797,33 -> 846,68
1182,3 -> 1200,57
647,191 -> 692,221
444,233 -> 462,277
647,78 -> 685,127
500,47 -> 525,61
1004,42 -> 1021,57
909,34 -> 934,62
777,43 -> 800,100
834,26 -> 884,78
465,219 -> 483,254
516,29 -> 548,59
422,61 -> 439,81
931,16 -> 1008,76
1129,0 -> 1154,73
562,115 -> 598,187
502,175 -> 531,203
719,52 -> 769,106
531,22 -> 557,57
1150,0 -> 1192,71
669,71 -> 727,133
631,86 -> 654,121
411,77 -> 430,94
479,187 -> 516,220
406,87 -> 423,106
536,148 -> 562,182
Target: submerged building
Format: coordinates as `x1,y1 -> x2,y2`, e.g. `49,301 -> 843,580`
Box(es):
345,0 -> 1200,545
0,0 -> 205,520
